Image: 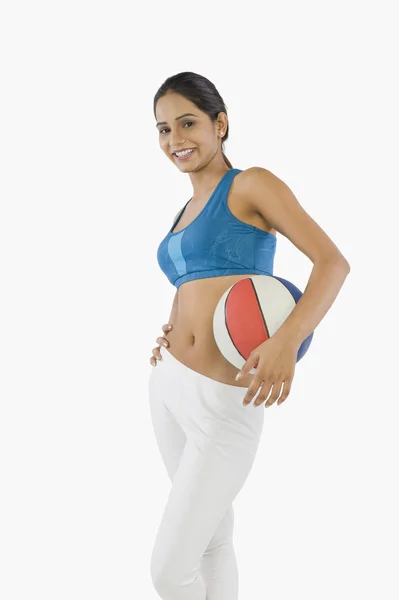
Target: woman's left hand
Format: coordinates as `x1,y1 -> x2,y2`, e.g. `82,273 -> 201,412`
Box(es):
236,335 -> 300,407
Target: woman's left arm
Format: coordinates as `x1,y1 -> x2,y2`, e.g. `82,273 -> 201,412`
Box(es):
240,166 -> 350,345
235,167 -> 351,406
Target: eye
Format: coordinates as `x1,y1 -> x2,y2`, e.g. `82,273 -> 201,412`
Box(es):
159,121 -> 194,135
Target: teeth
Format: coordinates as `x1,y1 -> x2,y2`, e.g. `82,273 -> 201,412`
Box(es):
175,148 -> 194,157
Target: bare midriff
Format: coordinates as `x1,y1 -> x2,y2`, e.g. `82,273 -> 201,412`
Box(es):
167,275 -> 270,388
164,182 -> 276,388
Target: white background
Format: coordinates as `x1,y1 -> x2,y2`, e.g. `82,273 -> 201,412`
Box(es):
1,1 -> 398,599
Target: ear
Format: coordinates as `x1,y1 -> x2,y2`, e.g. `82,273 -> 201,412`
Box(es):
216,111 -> 228,136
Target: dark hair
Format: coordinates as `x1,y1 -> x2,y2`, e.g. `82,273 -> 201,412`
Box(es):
153,71 -> 233,169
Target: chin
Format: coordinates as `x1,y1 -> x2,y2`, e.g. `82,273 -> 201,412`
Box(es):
175,160 -> 195,171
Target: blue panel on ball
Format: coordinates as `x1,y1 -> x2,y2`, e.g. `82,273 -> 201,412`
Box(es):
272,276 -> 314,362
297,331 -> 314,362
273,275 -> 303,303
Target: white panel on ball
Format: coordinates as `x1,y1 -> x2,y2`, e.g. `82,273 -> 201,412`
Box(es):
252,276 -> 296,335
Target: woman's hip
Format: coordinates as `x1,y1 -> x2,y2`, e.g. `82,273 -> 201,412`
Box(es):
149,345 -> 264,455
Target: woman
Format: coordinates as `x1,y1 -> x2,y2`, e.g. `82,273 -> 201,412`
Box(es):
148,71 -> 350,600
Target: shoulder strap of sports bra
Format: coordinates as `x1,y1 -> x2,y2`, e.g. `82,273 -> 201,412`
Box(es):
170,197 -> 191,232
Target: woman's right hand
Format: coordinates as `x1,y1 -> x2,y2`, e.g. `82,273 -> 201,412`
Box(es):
150,323 -> 173,366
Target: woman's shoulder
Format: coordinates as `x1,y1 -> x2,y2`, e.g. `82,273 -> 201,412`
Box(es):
234,165 -> 283,189
233,165 -> 291,206
232,166 -> 293,237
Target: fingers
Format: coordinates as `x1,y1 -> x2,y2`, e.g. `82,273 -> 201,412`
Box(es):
244,377 -> 292,407
277,379 -> 292,405
264,380 -> 284,407
242,377 -> 265,406
157,324 -> 173,350
156,336 -> 169,348
150,345 -> 164,366
150,324 -> 173,367
252,379 -> 274,407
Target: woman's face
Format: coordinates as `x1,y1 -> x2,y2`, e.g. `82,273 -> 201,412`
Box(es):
155,92 -> 226,172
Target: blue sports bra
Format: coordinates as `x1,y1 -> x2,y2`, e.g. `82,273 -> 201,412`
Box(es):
156,168 -> 277,289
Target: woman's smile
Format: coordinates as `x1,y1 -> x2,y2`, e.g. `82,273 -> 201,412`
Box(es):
173,148 -> 196,161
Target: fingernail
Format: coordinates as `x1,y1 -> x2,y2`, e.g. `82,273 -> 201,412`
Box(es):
235,372 -> 242,381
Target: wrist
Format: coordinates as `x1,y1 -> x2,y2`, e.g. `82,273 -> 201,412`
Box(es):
271,325 -> 303,349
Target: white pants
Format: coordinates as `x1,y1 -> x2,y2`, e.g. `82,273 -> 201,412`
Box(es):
148,345 -> 264,600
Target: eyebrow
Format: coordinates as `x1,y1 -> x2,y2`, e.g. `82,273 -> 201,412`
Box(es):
156,113 -> 198,128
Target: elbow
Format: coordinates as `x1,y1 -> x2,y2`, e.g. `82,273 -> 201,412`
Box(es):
331,250 -> 351,272
342,257 -> 351,273
339,257 -> 351,273
317,254 -> 351,273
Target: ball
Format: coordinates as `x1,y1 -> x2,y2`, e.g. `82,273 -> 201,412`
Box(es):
213,275 -> 314,373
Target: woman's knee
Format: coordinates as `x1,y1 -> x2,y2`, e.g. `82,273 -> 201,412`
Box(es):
150,545 -> 178,595
150,567 -> 174,598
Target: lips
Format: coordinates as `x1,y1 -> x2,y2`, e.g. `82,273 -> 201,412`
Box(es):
173,148 -> 196,161
173,148 -> 195,156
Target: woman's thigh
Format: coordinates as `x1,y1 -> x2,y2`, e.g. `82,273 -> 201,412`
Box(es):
149,352 -> 264,579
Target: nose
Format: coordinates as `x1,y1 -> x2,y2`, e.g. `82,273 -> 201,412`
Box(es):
168,130 -> 186,148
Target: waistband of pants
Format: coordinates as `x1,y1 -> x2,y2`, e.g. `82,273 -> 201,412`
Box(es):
158,344 -> 247,393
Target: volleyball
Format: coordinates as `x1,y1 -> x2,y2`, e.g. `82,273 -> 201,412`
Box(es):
213,275 -> 314,373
